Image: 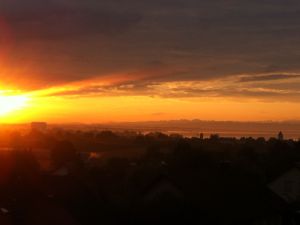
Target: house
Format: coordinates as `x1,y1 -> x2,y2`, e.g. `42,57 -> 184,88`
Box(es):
269,166 -> 300,204
131,174 -> 187,225
268,163 -> 300,224
141,175 -> 184,205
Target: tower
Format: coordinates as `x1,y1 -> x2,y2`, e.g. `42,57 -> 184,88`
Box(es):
277,131 -> 284,141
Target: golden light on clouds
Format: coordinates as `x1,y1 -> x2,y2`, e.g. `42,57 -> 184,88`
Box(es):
4,94 -> 300,123
1,74 -> 300,123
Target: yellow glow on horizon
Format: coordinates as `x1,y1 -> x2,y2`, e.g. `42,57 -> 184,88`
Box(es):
4,94 -> 300,123
0,93 -> 29,116
1,77 -> 300,123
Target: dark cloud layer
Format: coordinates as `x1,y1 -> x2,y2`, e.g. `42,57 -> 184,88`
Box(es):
3,5 -> 141,40
1,0 -> 300,100
239,74 -> 300,82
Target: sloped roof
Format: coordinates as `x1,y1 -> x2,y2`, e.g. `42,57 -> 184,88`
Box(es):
269,167 -> 300,203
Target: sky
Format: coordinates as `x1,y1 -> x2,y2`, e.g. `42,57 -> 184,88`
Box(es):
1,0 -> 300,123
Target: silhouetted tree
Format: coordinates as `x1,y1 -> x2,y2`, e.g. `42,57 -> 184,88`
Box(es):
209,134 -> 220,141
51,140 -> 78,168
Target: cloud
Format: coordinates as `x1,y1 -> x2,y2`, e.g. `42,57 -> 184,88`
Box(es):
238,74 -> 300,82
41,74 -> 300,103
1,0 -> 300,101
4,7 -> 141,40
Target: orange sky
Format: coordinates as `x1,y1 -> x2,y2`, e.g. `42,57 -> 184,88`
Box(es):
1,0 -> 300,123
1,81 -> 300,123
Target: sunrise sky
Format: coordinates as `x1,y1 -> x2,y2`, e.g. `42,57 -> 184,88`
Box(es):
1,0 -> 300,123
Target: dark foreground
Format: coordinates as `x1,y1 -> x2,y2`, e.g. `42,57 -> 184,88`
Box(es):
0,129 -> 299,225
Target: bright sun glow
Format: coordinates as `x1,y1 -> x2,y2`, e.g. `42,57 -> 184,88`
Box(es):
0,94 -> 29,116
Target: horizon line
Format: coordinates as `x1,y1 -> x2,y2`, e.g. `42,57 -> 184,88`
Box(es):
1,119 -> 300,125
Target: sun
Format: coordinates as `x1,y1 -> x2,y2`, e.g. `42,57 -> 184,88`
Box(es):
0,93 -> 29,116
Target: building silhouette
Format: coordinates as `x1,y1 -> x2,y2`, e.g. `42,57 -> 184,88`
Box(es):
278,131 -> 284,141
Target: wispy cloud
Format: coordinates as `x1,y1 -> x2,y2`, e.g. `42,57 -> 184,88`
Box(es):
238,74 -> 300,82
37,73 -> 300,102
